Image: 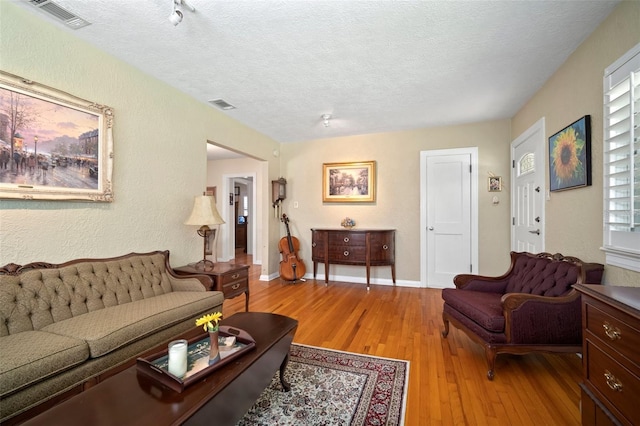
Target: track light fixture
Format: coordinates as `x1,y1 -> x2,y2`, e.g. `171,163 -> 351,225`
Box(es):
169,9 -> 183,25
169,0 -> 195,26
322,114 -> 331,127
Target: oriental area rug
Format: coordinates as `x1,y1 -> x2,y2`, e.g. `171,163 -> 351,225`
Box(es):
237,344 -> 409,426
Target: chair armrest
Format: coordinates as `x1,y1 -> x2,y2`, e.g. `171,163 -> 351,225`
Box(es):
454,274 -> 509,293
501,290 -> 579,310
501,290 -> 581,343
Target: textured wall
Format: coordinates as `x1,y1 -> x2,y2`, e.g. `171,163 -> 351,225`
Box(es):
511,1 -> 640,286
0,3 -> 279,269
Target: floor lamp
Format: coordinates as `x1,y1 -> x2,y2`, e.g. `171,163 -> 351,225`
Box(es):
185,195 -> 225,270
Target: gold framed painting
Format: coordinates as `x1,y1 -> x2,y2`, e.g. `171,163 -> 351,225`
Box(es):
488,176 -> 502,192
0,70 -> 114,202
322,161 -> 376,203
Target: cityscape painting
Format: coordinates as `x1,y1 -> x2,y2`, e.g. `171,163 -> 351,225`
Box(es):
322,161 -> 376,203
0,71 -> 113,201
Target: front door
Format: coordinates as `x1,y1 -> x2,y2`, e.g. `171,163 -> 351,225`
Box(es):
421,149 -> 476,288
511,118 -> 545,252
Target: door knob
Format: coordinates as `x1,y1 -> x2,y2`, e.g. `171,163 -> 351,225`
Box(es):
529,229 -> 540,235
428,226 -> 434,231
535,216 -> 540,223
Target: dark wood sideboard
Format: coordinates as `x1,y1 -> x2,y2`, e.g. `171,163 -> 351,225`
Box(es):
311,228 -> 395,290
574,284 -> 640,426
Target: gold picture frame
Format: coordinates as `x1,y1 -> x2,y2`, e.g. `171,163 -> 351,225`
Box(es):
0,70 -> 114,202
488,176 -> 502,192
322,161 -> 376,203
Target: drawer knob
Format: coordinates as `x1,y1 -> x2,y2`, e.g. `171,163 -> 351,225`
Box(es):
603,321 -> 622,340
604,370 -> 623,392
343,250 -> 349,257
231,283 -> 241,290
344,237 -> 350,243
231,273 -> 240,279
312,242 -> 316,247
383,244 -> 388,250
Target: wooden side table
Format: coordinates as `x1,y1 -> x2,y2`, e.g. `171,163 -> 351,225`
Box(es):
174,262 -> 250,312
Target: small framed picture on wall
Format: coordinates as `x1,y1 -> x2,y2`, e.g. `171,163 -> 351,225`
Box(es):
488,176 -> 502,192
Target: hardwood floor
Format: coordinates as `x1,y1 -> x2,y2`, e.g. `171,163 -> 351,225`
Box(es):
225,254 -> 582,425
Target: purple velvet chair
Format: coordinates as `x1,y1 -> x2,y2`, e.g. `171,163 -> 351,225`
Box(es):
441,251 -> 604,380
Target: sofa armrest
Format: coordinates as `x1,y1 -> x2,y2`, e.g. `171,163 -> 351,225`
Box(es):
167,272 -> 212,291
501,290 -> 581,343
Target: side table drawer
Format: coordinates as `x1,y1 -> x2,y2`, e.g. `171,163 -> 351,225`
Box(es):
586,340 -> 640,425
220,269 -> 248,299
218,268 -> 248,286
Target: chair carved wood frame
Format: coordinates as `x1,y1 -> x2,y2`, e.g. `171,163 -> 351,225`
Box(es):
441,251 -> 604,380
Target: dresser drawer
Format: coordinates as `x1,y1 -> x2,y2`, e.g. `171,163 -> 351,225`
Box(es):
585,302 -> 640,366
328,232 -> 366,246
586,340 -> 640,425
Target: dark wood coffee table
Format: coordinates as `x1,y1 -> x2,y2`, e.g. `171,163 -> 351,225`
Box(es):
22,312 -> 298,426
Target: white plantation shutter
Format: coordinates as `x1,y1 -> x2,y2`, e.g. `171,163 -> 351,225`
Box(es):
603,43 -> 640,271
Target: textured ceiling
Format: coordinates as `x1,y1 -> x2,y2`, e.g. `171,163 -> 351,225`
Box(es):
14,0 -> 619,150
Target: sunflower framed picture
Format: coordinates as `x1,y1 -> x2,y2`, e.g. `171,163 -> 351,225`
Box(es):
549,115 -> 591,192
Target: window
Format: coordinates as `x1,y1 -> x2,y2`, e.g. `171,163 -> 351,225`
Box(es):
518,152 -> 535,176
603,43 -> 640,271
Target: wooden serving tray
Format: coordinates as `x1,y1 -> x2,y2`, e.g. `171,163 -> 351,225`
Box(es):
136,325 -> 256,393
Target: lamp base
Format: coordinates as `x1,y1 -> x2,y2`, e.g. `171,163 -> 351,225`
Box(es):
193,259 -> 215,271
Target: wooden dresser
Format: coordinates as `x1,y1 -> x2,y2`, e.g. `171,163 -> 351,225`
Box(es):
574,284 -> 640,426
310,228 -> 395,290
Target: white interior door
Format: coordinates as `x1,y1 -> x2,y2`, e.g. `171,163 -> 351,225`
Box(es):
421,149 -> 476,288
511,118 -> 545,252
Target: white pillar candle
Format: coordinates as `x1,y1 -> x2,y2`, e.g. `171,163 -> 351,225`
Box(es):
167,339 -> 188,378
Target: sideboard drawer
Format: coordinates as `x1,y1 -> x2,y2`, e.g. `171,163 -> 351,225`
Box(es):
369,232 -> 395,263
328,246 -> 366,262
328,232 -> 366,246
311,230 -> 326,260
585,302 -> 640,365
586,340 -> 640,425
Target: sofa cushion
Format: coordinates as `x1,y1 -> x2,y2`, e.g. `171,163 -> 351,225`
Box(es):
505,256 -> 579,296
0,331 -> 88,398
41,291 -> 224,358
442,289 -> 505,332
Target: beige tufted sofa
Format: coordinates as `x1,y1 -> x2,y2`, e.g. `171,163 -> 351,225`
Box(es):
0,250 -> 224,424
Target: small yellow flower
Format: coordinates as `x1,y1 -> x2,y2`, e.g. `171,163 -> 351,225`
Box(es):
195,312 -> 223,332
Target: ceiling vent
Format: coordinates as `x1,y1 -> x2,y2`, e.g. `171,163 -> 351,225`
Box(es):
208,99 -> 236,110
28,0 -> 91,29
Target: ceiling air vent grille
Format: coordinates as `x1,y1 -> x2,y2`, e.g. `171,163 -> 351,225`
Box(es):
28,0 -> 91,29
208,99 -> 236,110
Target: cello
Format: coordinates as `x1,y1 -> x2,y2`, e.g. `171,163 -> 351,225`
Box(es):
279,214 -> 307,281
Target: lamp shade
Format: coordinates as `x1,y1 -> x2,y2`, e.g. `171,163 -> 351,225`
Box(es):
185,195 -> 225,226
